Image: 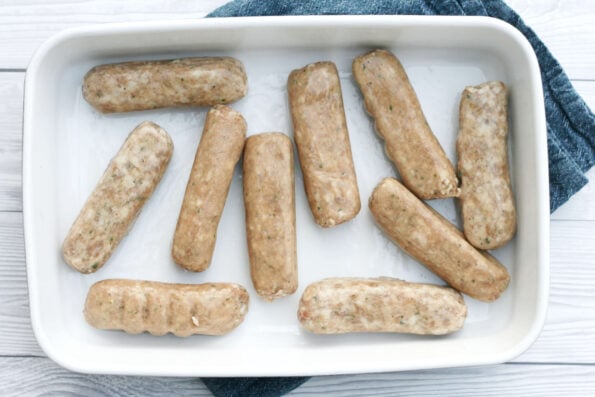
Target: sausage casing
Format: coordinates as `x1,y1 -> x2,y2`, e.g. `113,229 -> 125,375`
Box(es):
62,121 -> 173,273
172,105 -> 246,272
458,81 -> 516,249
369,178 -> 510,302
84,279 -> 249,336
243,133 -> 297,301
288,61 -> 361,227
352,49 -> 459,199
298,277 -> 467,335
83,57 -> 247,113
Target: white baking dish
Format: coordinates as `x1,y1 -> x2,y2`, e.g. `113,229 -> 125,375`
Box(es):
23,16 -> 549,376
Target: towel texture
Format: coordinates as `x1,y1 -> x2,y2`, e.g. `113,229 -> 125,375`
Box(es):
203,1 -> 595,396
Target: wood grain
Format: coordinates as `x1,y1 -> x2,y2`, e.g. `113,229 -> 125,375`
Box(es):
506,0 -> 595,80
514,220 -> 595,364
1,358 -> 595,396
0,0 -> 229,69
291,364 -> 595,396
0,212 -> 43,356
0,357 -> 210,397
0,73 -> 23,212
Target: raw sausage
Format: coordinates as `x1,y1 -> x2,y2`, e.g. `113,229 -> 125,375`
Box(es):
83,57 -> 247,113
288,61 -> 361,227
172,105 -> 246,272
84,279 -> 249,336
369,178 -> 510,302
243,133 -> 297,301
458,81 -> 516,249
62,121 -> 173,273
298,277 -> 467,335
352,49 -> 459,199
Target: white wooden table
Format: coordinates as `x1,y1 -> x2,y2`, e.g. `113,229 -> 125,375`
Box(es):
1,1 -> 595,395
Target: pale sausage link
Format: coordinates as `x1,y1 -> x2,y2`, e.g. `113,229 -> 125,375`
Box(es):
298,277 -> 467,335
457,81 -> 516,249
62,121 -> 173,274
83,57 -> 247,113
352,49 -> 459,199
369,178 -> 510,302
172,105 -> 246,272
243,133 -> 298,301
288,61 -> 361,227
84,279 -> 250,337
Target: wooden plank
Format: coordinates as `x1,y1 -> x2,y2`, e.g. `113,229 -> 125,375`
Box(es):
0,0 -> 229,69
506,0 -> 595,80
0,358 -> 595,396
0,73 -> 23,212
293,364 -> 595,396
3,211 -> 595,362
515,220 -> 595,363
0,1 -> 593,80
0,357 -> 211,397
0,212 -> 43,356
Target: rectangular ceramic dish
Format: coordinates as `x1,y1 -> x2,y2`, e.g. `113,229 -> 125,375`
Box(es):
23,16 -> 549,376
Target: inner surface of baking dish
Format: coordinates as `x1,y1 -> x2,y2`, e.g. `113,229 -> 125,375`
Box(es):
23,15 -> 549,376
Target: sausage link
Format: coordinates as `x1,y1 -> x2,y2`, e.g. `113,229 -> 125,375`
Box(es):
243,133 -> 297,301
352,49 -> 459,199
172,105 -> 246,271
84,279 -> 249,336
369,178 -> 510,302
458,81 -> 516,249
288,61 -> 361,227
62,121 -> 173,273
83,57 -> 247,113
298,277 -> 467,335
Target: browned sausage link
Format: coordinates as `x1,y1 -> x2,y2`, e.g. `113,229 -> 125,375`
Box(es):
62,122 -> 173,274
298,277 -> 467,335
84,279 -> 249,336
83,57 -> 247,113
458,81 -> 516,249
288,61 -> 361,227
243,133 -> 297,301
352,49 -> 459,199
369,178 -> 510,302
172,105 -> 247,272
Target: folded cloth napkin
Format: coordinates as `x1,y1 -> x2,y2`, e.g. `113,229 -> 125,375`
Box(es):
203,1 -> 595,396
